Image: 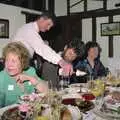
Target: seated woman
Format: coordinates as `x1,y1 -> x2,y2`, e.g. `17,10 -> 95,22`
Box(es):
42,38 -> 85,88
0,42 -> 48,107
75,41 -> 107,80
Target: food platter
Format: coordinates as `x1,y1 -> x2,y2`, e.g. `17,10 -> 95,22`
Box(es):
93,94 -> 120,119
93,106 -> 120,120
62,97 -> 94,112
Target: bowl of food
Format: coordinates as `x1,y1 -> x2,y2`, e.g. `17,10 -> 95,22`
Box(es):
62,97 -> 94,112
61,105 -> 82,120
82,93 -> 95,101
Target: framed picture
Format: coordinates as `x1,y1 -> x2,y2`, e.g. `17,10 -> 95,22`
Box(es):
0,19 -> 9,38
101,22 -> 120,36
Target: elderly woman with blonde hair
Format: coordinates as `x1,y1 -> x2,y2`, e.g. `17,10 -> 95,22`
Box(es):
0,42 -> 48,107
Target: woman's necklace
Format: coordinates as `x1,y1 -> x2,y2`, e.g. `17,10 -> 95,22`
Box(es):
87,57 -> 95,69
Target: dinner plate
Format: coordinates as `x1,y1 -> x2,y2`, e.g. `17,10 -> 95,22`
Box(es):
64,87 -> 80,94
104,95 -> 120,109
69,83 -> 87,88
66,105 -> 82,120
93,95 -> 120,119
93,107 -> 120,120
62,97 -> 94,112
62,93 -> 82,99
106,86 -> 120,92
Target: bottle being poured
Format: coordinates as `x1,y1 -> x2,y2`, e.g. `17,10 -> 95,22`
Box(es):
59,68 -> 87,76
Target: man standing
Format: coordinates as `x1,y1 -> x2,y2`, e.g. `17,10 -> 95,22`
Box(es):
12,12 -> 73,76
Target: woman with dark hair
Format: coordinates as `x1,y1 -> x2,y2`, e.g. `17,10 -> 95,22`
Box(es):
42,38 -> 85,87
75,41 -> 107,80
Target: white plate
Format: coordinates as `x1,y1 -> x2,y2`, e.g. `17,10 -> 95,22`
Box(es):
107,86 -> 120,92
67,105 -> 82,120
64,88 -> 80,93
104,95 -> 120,109
62,93 -> 82,99
69,83 -> 86,88
93,95 -> 120,119
93,106 -> 120,119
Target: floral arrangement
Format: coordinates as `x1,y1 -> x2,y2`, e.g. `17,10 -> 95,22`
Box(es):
18,91 -> 65,120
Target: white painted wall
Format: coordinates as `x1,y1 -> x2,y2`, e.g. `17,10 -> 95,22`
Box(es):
0,3 -> 41,57
55,0 -> 67,16
70,0 -> 84,13
87,0 -> 103,11
82,18 -> 92,43
113,15 -> 120,58
55,0 -> 104,15
107,0 -> 120,10
96,17 -> 109,66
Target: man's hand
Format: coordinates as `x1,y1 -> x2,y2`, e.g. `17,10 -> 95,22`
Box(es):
58,59 -> 73,76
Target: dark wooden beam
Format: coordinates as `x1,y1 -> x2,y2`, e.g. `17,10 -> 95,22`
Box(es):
48,0 -> 54,13
14,0 -> 25,6
103,0 -> 107,10
92,17 -> 96,42
67,0 -> 70,16
108,16 -> 113,57
21,11 -> 41,16
70,8 -> 120,18
28,0 -> 34,9
84,0 -> 87,12
42,0 -> 46,11
115,2 -> 120,7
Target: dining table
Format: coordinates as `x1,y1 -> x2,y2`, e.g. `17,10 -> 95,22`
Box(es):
0,82 -> 119,120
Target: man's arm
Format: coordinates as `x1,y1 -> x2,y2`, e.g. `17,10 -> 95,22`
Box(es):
28,31 -> 73,76
26,30 -> 62,64
16,29 -> 73,76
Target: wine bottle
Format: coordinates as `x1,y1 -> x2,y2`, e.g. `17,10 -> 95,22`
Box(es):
58,68 -> 87,76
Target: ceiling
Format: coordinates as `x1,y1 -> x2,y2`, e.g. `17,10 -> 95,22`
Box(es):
0,0 -> 45,11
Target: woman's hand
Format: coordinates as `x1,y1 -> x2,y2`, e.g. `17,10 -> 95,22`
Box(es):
15,74 -> 37,85
35,81 -> 48,93
15,73 -> 48,93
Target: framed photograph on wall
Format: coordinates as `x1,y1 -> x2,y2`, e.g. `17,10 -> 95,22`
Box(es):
101,22 -> 120,36
0,19 -> 9,38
